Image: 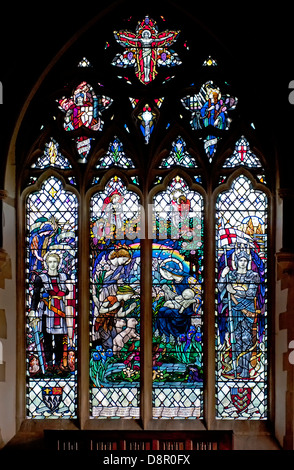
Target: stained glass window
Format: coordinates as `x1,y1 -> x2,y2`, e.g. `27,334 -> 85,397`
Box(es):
89,176 -> 141,418
181,81 -> 237,131
76,136 -> 95,163
112,15 -> 181,85
215,175 -> 268,419
31,139 -> 72,170
159,136 -> 197,168
58,82 -> 113,132
96,137 -> 135,169
26,177 -> 78,418
223,136 -> 263,168
201,135 -> 221,163
151,176 -> 204,418
21,11 -> 272,430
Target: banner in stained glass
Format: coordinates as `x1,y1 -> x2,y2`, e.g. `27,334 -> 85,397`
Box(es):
215,175 -> 268,419
151,176 -> 204,419
26,177 -> 78,418
89,176 -> 141,418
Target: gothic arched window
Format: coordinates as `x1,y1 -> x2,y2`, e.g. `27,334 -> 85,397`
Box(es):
19,9 -> 273,434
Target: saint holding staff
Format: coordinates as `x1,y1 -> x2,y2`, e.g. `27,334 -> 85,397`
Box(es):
217,224 -> 266,379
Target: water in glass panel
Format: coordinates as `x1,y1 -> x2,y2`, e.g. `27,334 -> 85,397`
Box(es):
89,176 -> 141,418
152,176 -> 204,419
26,177 -> 78,418
216,175 -> 268,419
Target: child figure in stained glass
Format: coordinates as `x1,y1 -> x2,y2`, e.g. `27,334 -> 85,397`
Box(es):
155,286 -> 198,342
92,285 -> 137,350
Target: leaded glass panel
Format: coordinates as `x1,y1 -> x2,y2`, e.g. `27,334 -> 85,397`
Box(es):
159,136 -> 197,168
223,137 -> 262,168
181,81 -> 237,131
151,176 -> 204,419
215,175 -> 268,419
112,16 -> 181,85
31,139 -> 72,170
26,177 -> 78,418
89,176 -> 141,418
96,137 -> 135,169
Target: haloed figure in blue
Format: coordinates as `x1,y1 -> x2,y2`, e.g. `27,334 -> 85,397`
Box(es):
154,259 -> 198,342
218,249 -> 260,378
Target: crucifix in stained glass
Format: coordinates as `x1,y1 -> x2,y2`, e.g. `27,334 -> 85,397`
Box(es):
112,16 -> 181,85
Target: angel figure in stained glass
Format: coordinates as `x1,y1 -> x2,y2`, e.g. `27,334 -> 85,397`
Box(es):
113,16 -> 180,85
101,189 -> 124,237
217,241 -> 265,379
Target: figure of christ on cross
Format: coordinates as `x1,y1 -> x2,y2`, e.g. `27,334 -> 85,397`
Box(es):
114,16 -> 180,84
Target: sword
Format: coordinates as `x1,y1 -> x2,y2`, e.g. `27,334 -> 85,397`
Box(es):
30,318 -> 46,374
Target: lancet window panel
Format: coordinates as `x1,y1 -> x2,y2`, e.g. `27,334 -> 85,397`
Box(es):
25,176 -> 79,419
89,176 -> 142,419
215,174 -> 268,419
151,176 -> 204,419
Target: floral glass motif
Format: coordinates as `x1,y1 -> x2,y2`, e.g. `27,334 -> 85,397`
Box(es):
89,176 -> 141,418
31,139 -> 72,170
223,136 -> 263,168
216,175 -> 268,419
26,177 -> 78,418
112,16 -> 181,85
96,137 -> 135,169
58,81 -> 113,132
181,81 -> 237,131
151,176 -> 204,419
159,136 -> 197,168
